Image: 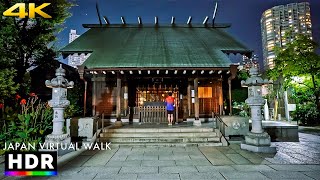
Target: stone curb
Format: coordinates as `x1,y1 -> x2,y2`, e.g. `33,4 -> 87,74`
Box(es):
57,124 -> 113,167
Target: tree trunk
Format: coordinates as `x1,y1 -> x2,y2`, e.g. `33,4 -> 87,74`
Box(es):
316,94 -> 320,112
14,55 -> 27,96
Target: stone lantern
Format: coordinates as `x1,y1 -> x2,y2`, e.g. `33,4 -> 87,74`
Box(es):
240,66 -> 276,153
44,64 -> 74,146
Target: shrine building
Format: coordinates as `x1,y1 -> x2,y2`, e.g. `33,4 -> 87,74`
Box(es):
60,17 -> 252,124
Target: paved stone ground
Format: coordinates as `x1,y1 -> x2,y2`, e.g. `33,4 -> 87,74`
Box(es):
1,132 -> 320,180
299,126 -> 320,136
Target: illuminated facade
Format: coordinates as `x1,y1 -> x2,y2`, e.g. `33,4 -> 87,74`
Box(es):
261,2 -> 312,70
68,29 -> 90,68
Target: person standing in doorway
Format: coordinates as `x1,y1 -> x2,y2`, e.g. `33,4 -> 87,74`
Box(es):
165,92 -> 175,125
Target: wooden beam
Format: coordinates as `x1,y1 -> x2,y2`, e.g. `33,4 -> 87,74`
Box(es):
187,16 -> 192,25
203,16 -> 209,25
155,16 -> 158,25
138,16 -> 142,25
212,2 -> 218,26
121,16 -> 126,25
171,16 -> 175,25
103,16 -> 110,24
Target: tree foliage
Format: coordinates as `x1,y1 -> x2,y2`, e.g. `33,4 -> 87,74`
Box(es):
0,0 -> 73,95
267,32 -> 320,110
0,69 -> 19,102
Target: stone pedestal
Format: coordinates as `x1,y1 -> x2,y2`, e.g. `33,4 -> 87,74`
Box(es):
244,132 -> 271,145
241,116 -> 276,153
114,121 -> 123,127
78,117 -> 96,142
193,119 -> 202,126
44,134 -> 71,148
240,143 -> 276,153
241,132 -> 276,153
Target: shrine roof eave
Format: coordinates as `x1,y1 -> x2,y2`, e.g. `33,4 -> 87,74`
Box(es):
60,25 -> 252,69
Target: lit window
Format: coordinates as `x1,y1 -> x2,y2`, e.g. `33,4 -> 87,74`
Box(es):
265,18 -> 273,23
198,87 -> 212,98
268,55 -> 275,59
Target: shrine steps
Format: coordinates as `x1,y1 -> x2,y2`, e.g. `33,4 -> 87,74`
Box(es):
97,125 -> 223,147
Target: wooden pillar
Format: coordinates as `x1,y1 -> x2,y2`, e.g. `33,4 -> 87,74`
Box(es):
78,66 -> 87,117
84,81 -> 87,116
228,80 -> 232,115
187,83 -> 191,117
193,78 -> 201,126
175,92 -> 179,124
92,76 -> 97,116
123,84 -> 128,116
115,74 -> 122,126
218,80 -> 223,115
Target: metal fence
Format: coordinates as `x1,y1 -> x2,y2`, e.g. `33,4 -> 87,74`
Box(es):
139,106 -> 167,123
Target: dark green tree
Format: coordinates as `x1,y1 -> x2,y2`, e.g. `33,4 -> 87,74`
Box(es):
267,33 -> 320,110
0,69 -> 19,103
0,0 -> 73,95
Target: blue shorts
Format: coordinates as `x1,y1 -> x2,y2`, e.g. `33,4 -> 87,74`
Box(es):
167,110 -> 174,114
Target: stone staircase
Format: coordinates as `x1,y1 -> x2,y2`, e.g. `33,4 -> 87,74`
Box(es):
98,126 -> 223,147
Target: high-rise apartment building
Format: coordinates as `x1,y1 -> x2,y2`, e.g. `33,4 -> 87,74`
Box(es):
69,29 -> 80,43
261,2 -> 312,70
68,29 -> 89,68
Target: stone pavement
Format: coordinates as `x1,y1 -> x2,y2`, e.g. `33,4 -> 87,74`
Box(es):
299,126 -> 320,136
1,132 -> 320,180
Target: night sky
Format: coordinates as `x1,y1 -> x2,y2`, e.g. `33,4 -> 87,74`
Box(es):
57,0 -> 320,67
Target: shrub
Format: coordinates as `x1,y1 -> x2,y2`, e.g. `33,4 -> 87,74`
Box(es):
233,102 -> 250,117
292,103 -> 319,126
0,95 -> 53,154
64,103 -> 82,118
64,82 -> 83,118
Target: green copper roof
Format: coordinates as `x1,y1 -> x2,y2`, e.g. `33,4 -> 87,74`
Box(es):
60,25 -> 252,69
